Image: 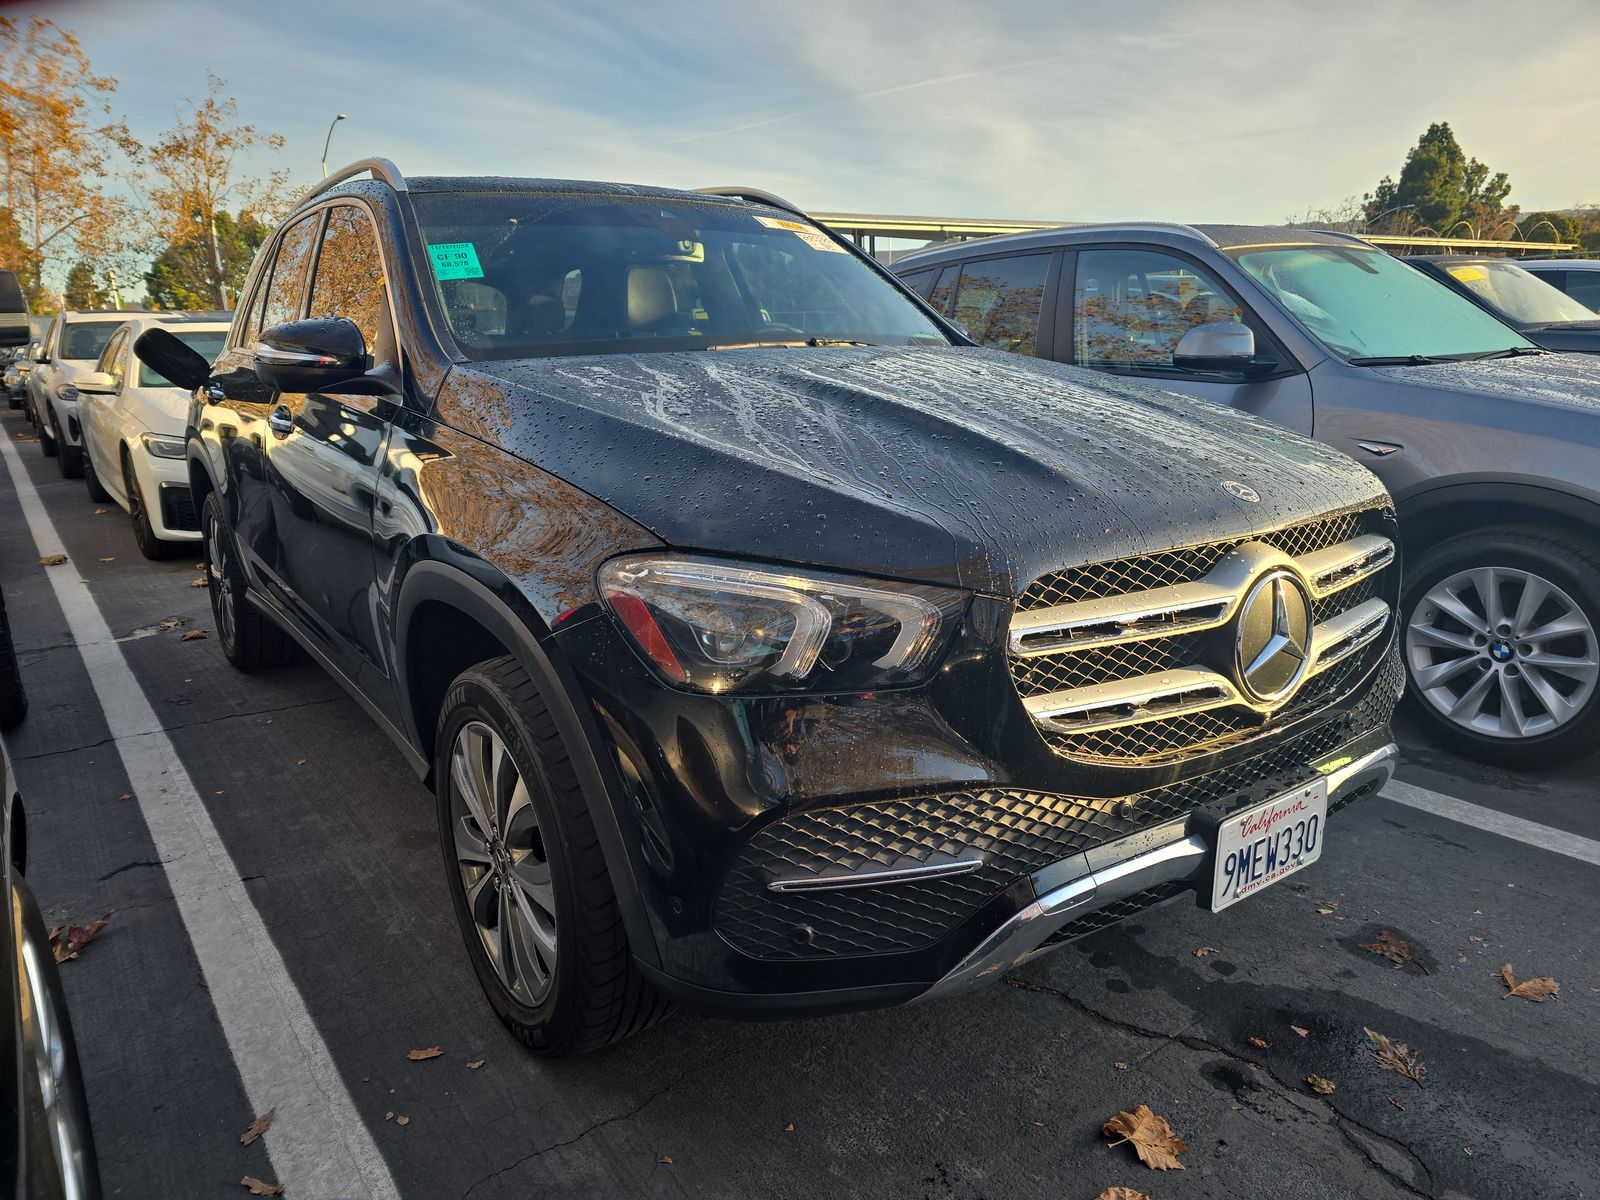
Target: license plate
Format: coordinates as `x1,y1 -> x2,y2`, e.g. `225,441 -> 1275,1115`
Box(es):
1210,779 -> 1328,912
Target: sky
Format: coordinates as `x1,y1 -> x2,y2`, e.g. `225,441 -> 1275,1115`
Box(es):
13,0 -> 1600,224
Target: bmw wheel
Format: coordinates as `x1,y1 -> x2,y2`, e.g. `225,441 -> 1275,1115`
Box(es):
1403,526 -> 1600,766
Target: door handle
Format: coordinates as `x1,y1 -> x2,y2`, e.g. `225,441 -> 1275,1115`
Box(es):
267,407 -> 294,437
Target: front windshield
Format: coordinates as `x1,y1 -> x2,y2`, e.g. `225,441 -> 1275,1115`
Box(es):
1230,244 -> 1536,361
139,329 -> 226,387
62,320 -> 122,362
410,191 -> 950,360
1440,260 -> 1597,326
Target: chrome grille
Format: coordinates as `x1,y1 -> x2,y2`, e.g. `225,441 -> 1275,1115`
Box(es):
1011,506 -> 1397,762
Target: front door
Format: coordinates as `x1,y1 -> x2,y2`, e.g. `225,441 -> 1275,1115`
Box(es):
1067,246 -> 1314,436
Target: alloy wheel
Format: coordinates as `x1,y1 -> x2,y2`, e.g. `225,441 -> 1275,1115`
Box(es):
1406,565 -> 1599,739
204,511 -> 236,649
448,720 -> 558,1005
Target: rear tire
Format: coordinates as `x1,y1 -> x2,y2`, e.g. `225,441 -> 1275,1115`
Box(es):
201,491 -> 297,671
435,656 -> 670,1056
37,407 -> 56,457
0,586 -> 27,728
83,451 -> 112,503
1401,525 -> 1600,766
58,440 -> 84,480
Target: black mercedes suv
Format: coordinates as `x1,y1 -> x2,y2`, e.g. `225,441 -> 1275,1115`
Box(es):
136,160 -> 1402,1055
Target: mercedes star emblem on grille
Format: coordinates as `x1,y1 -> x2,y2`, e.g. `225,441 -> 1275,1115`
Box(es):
1222,480 -> 1261,503
1234,570 -> 1314,704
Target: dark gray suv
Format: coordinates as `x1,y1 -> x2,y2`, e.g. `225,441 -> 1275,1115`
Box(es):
895,225 -> 1600,765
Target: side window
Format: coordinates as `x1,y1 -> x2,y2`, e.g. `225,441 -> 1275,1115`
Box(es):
99,329 -> 128,385
258,214 -> 322,335
1562,273 -> 1600,312
952,254 -> 1050,356
1074,248 -> 1244,370
234,261 -> 270,347
927,266 -> 958,318
897,267 -> 935,298
307,205 -> 390,354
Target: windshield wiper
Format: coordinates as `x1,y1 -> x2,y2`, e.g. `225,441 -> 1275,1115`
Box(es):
703,337 -> 880,351
806,338 -> 878,347
1469,346 -> 1547,359
1347,354 -> 1458,366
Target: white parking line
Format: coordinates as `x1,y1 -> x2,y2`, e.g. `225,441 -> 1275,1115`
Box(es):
1,436 -> 401,1199
1384,779 -> 1600,868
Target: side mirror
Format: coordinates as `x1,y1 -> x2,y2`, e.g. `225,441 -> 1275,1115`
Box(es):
253,318 -> 368,391
76,371 -> 118,395
134,327 -> 213,391
34,345 -> 49,364
1173,321 -> 1258,372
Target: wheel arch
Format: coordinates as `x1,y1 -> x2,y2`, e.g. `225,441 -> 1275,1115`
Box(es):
1395,477 -> 1600,559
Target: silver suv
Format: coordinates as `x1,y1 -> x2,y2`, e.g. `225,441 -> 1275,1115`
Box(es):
894,224 -> 1600,764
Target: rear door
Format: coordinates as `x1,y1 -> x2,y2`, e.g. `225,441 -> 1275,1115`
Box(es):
1063,245 -> 1314,435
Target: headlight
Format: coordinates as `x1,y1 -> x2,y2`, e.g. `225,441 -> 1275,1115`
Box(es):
597,555 -> 968,694
140,433 -> 186,459
55,382 -> 80,401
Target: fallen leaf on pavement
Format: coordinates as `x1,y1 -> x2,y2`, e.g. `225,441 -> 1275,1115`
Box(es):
658,1156 -> 673,1165
784,1122 -> 795,1132
1500,963 -> 1559,1002
98,556 -> 115,562
193,562 -> 205,569
1102,1104 -> 1186,1170
1113,1060 -> 1131,1071
1290,1024 -> 1310,1038
191,577 -> 208,588
240,1107 -> 276,1145
407,1046 -> 443,1061
395,1115 -> 410,1126
1305,1074 -> 1337,1095
1247,1036 -> 1269,1050
38,554 -> 67,566
49,914 -> 111,962
1192,946 -> 1216,957
180,629 -> 209,641
1094,1190 -> 1154,1200
1359,929 -> 1429,974
384,1111 -> 394,1121
1364,1028 -> 1425,1081
118,792 -> 131,801
466,1059 -> 484,1070
1389,1097 -> 1406,1111
158,618 -> 182,630
93,508 -> 106,514
240,1178 -> 284,1196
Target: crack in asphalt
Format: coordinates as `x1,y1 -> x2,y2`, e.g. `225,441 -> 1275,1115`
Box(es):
7,695 -> 343,763
456,1032 -> 783,1200
96,859 -> 167,882
1002,974 -> 1437,1199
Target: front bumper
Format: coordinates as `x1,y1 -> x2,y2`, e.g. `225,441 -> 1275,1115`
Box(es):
129,447 -> 201,540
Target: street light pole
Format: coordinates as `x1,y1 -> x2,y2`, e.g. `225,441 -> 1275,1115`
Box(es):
320,113 -> 348,178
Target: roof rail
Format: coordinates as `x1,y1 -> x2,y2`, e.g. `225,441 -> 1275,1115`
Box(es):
695,186 -> 803,216
297,158 -> 408,208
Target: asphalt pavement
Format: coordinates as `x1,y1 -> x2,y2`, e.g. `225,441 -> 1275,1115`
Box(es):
1,406 -> 1595,1200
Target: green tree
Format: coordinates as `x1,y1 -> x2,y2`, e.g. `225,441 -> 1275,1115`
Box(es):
143,209 -> 267,310
63,260 -> 106,309
1362,122 -> 1515,236
1518,211 -> 1581,246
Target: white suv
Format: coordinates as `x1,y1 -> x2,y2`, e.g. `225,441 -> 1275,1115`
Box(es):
75,314 -> 229,558
27,310 -> 130,478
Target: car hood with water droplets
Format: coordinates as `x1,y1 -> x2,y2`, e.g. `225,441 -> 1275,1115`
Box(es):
443,346 -> 1387,596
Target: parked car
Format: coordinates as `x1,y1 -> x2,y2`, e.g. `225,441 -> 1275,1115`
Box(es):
74,315 -> 229,559
895,224 -> 1600,764
137,161 -> 1401,1055
1516,258 -> 1600,313
1405,255 -> 1600,353
27,311 -> 131,477
3,347 -> 30,411
0,642 -> 102,1195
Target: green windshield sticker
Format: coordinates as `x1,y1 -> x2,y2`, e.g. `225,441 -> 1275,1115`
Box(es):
428,242 -> 484,280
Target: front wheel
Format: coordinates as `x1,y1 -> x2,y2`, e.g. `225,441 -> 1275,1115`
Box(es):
435,657 -> 669,1056
36,407 -> 56,457
124,453 -> 176,561
1402,526 -> 1600,766
201,491 -> 296,671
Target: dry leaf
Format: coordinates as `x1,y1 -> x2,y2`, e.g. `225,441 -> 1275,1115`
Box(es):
1102,1104 -> 1187,1171
1290,1024 -> 1310,1038
1359,929 -> 1430,974
396,1115 -> 410,1126
384,1111 -> 394,1121
1305,1074 -> 1337,1095
1113,1060 -> 1131,1071
118,792 -> 132,801
1389,1097 -> 1406,1111
407,1046 -> 443,1061
180,629 -> 209,641
1499,963 -> 1559,1002
98,556 -> 115,562
658,1156 -> 673,1165
466,1059 -> 485,1070
1364,1028 -> 1425,1082
784,1122 -> 795,1132
240,1107 -> 276,1145
158,618 -> 182,630
1095,1190 -> 1154,1200
240,1179 -> 285,1197
296,758 -> 306,766
191,577 -> 208,588
1246,1036 -> 1270,1050
93,508 -> 107,514
49,914 -> 111,962
38,554 -> 67,566
194,562 -> 205,569
1192,946 -> 1217,957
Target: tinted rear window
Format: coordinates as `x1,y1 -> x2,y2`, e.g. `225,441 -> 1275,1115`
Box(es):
62,320 -> 122,361
139,329 -> 227,387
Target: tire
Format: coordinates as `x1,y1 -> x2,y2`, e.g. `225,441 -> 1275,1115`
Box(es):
435,656 -> 670,1056
7,391 -> 18,410
123,452 -> 176,561
83,450 -> 112,503
1401,525 -> 1600,766
201,491 -> 296,671
0,586 -> 27,728
58,440 -> 84,479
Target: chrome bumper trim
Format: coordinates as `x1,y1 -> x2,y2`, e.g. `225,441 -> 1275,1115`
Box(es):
766,856 -> 985,893
915,740 -> 1398,1005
